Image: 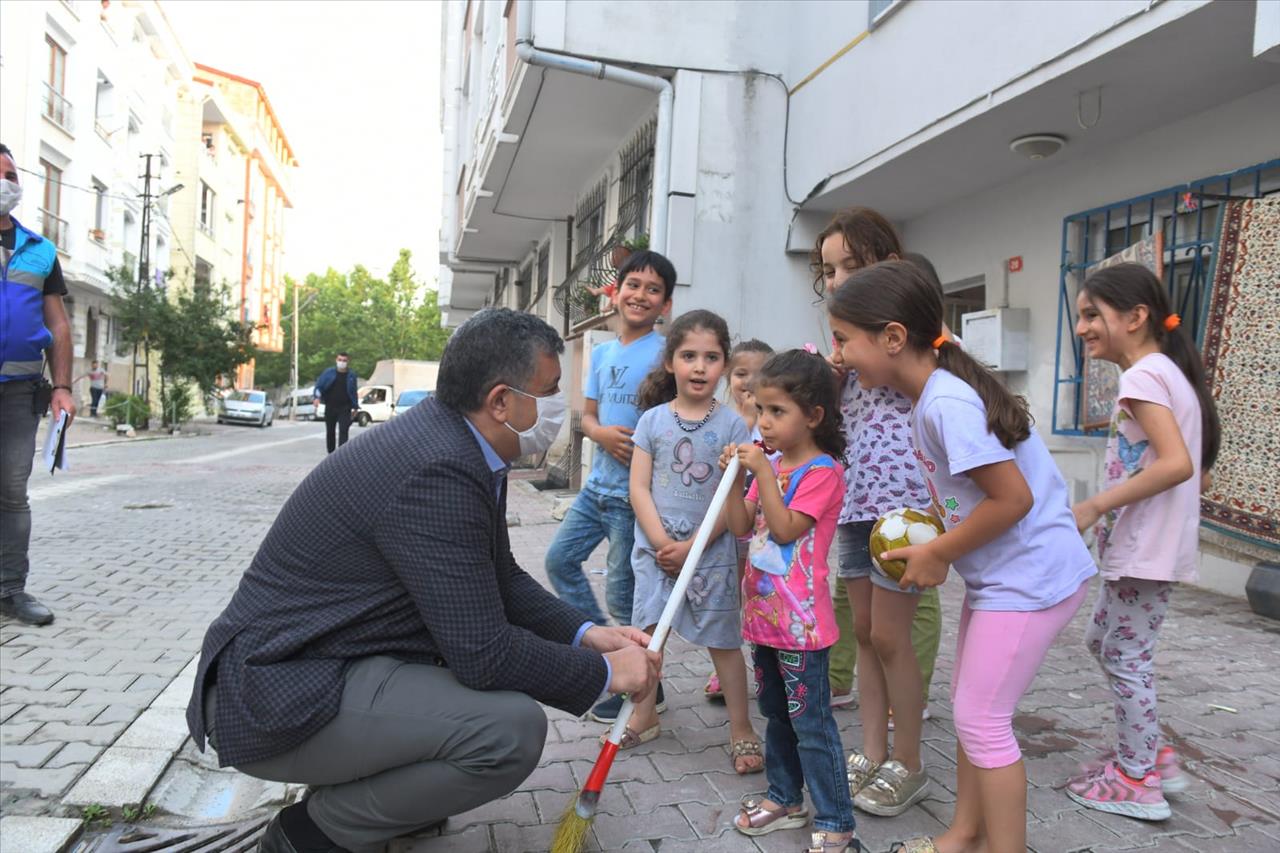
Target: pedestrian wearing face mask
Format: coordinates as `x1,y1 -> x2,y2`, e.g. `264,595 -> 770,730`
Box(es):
188,309 -> 660,853
313,352 -> 360,453
1,143 -> 77,627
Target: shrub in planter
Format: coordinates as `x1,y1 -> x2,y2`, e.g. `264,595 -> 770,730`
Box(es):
103,393 -> 151,429
160,382 -> 194,428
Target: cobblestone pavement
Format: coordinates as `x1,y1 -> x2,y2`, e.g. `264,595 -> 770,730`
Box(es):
3,423 -> 1279,852
1,421 -> 325,817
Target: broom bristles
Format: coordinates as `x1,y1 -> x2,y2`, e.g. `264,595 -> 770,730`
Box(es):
550,793 -> 594,853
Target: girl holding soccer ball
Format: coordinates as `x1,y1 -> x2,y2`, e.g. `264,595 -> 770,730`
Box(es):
828,260 -> 1097,853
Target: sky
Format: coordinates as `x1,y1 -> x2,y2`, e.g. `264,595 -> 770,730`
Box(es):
163,0 -> 442,284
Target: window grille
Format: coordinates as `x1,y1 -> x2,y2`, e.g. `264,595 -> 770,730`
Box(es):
573,178 -> 607,268
1051,158 -> 1280,436
617,119 -> 656,237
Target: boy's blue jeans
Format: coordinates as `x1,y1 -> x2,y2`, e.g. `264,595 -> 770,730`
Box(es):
544,486 -> 635,625
753,645 -> 855,833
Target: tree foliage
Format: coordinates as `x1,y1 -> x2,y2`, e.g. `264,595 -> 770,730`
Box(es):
108,266 -> 255,398
253,249 -> 451,390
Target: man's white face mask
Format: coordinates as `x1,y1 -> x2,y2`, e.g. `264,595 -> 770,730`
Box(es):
0,179 -> 22,216
503,387 -> 567,456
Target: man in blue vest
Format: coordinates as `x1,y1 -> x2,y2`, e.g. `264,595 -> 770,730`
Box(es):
313,353 -> 360,454
0,143 -> 77,626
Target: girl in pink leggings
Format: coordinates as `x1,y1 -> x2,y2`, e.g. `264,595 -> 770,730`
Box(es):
828,260 -> 1097,853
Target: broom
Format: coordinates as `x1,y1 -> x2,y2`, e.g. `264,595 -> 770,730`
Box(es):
551,456 -> 743,853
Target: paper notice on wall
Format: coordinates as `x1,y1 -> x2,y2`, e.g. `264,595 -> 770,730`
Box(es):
42,411 -> 70,475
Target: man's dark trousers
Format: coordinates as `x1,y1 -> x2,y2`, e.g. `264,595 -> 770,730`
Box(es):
204,656 -> 545,853
325,408 -> 351,453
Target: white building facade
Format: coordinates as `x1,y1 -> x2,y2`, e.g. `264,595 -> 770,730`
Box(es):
441,0 -> 1280,596
0,0 -> 192,402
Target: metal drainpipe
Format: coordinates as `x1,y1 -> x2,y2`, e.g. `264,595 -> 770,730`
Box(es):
515,0 -> 673,254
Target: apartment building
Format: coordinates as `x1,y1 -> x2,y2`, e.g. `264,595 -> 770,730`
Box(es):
193,64 -> 298,389
439,0 -> 1280,595
0,0 -> 190,400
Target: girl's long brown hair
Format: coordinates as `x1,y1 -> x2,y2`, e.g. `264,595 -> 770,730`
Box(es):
810,207 -> 904,298
1080,263 -> 1220,469
829,260 -> 1032,449
636,309 -> 732,411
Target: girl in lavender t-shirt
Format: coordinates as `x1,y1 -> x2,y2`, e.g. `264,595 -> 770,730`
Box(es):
1065,263 -> 1221,822
828,260 -> 1096,853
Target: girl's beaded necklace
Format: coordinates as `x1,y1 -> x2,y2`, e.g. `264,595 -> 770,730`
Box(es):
672,398 -> 717,432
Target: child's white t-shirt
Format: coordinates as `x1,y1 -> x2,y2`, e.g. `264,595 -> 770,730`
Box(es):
1095,352 -> 1203,583
911,369 -> 1097,611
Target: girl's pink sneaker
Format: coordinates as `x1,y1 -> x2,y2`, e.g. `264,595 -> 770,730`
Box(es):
1077,746 -> 1188,795
1066,759 -> 1171,821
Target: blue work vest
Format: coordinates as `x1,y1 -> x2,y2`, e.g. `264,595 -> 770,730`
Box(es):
0,217 -> 57,383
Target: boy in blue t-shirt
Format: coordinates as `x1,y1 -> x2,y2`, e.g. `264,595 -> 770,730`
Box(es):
545,250 -> 674,634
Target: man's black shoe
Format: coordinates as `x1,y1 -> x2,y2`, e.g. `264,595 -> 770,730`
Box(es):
589,681 -> 666,723
258,807 -> 349,853
0,592 -> 54,626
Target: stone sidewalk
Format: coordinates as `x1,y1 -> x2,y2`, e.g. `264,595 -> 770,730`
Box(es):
3,441 -> 1279,852
399,482 -> 1280,853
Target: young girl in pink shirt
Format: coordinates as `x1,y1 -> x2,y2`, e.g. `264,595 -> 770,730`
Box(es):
722,350 -> 860,853
1067,262 -> 1221,820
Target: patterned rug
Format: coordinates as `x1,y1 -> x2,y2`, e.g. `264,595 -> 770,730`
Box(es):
1200,196 -> 1280,551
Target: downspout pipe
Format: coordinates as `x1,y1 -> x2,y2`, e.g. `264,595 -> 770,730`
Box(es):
515,1 -> 673,254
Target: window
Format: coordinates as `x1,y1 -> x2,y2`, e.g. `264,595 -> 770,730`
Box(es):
617,119 -> 656,238
942,278 -> 986,339
92,179 -> 108,240
515,262 -> 532,311
95,70 -> 112,140
573,178 -> 607,267
44,36 -> 73,132
199,182 -> 215,236
503,0 -> 517,82
40,160 -> 68,248
194,257 -> 213,289
1051,158 -> 1280,435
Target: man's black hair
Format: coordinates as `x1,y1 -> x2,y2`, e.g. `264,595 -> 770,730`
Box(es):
616,249 -> 677,301
0,143 -> 12,158
436,308 -> 565,412
337,351 -> 350,358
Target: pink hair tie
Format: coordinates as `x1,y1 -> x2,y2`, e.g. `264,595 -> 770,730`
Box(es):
803,342 -> 819,354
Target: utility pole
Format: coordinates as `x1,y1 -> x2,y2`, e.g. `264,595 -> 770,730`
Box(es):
286,286 -> 316,422
290,281 -> 298,421
131,153 -> 155,401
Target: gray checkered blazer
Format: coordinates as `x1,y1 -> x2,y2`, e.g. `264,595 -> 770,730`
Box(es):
186,398 -> 606,767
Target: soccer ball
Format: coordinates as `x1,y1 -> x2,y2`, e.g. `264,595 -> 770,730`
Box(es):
869,508 -> 946,582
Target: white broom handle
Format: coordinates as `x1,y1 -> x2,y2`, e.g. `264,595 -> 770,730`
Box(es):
606,456 -> 741,744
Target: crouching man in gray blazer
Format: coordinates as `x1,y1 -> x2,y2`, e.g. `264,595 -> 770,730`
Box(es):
187,309 -> 660,853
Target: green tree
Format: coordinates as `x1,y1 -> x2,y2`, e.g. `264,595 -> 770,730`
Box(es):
108,266 -> 255,399
254,249 -> 450,390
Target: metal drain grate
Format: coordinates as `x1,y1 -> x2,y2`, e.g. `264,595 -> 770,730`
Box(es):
78,816 -> 269,853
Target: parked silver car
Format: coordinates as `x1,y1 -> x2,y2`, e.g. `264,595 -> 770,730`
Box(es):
218,390 -> 275,427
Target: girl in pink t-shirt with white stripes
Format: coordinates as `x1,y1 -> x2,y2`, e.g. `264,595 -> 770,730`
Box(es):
1068,262 -> 1221,822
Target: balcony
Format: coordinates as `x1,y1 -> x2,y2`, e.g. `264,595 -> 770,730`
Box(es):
198,218 -> 215,239
43,84 -> 75,134
40,208 -> 69,251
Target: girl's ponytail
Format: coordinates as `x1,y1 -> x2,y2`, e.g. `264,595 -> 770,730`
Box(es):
636,366 -> 676,411
934,342 -> 1031,449
1080,263 -> 1221,469
828,260 -> 1031,449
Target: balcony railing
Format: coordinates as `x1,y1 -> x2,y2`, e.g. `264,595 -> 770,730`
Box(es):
40,208 -> 69,250
43,83 -> 74,134
198,218 -> 215,239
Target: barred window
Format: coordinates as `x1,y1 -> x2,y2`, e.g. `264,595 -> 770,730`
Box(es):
574,178 -> 607,268
617,119 -> 656,238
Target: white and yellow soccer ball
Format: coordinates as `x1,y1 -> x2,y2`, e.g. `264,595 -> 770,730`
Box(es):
869,507 -> 946,582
